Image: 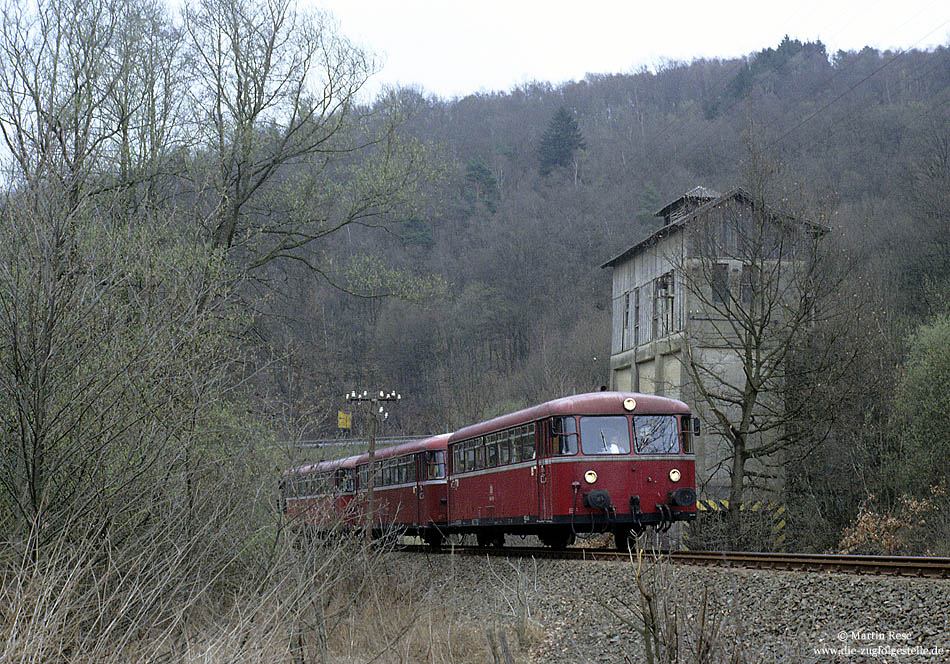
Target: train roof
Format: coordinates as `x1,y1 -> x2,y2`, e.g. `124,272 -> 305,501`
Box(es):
283,434 -> 449,477
285,454 -> 362,478
448,392 -> 689,443
354,433 -> 450,465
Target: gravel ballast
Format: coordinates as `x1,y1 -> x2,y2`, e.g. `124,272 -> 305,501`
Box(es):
392,551 -> 950,663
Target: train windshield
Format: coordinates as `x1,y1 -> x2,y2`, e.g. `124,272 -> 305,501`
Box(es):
579,416 -> 631,455
633,416 -> 679,454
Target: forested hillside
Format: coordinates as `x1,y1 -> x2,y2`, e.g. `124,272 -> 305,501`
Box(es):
269,37 -> 949,552
289,38 -> 949,429
0,0 -> 947,654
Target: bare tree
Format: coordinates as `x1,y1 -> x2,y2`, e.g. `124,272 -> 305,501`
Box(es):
105,0 -> 190,211
0,184 -> 236,544
0,0 -> 127,204
0,0 -> 191,215
674,147 -> 855,546
183,0 -> 435,283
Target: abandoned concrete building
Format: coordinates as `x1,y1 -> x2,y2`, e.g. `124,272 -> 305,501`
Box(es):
601,185 -> 819,500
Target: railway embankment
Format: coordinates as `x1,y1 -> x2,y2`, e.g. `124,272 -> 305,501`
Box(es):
393,550 -> 950,663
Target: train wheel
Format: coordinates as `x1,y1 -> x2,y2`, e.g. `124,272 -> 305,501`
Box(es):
422,529 -> 443,548
476,530 -> 505,548
540,529 -> 574,550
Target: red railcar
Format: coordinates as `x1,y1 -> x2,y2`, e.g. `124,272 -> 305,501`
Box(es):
355,434 -> 449,545
281,454 -> 361,531
281,392 -> 697,550
445,392 -> 696,550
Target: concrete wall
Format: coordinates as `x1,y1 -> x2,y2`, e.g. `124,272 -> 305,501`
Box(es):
606,208 -> 788,501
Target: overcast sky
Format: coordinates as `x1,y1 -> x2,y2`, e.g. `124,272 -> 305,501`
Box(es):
310,0 -> 950,101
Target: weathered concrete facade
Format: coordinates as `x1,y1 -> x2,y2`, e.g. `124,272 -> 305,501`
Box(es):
602,186 -> 796,498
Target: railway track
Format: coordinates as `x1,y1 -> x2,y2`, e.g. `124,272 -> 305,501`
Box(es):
400,544 -> 950,578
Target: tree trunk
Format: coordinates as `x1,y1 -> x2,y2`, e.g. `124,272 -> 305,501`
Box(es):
727,445 -> 746,549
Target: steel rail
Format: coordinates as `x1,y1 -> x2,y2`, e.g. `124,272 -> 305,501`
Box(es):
399,545 -> 950,578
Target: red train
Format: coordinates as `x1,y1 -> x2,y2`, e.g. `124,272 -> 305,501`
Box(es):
281,392 -> 697,550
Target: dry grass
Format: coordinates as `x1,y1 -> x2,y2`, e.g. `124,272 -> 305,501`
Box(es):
0,508 -> 514,663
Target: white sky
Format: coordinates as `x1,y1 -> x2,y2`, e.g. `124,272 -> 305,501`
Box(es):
310,0 -> 950,101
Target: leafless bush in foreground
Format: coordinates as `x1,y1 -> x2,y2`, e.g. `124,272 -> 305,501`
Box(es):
601,548 -> 748,664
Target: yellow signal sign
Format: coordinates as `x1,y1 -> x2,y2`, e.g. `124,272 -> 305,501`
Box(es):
338,411 -> 352,429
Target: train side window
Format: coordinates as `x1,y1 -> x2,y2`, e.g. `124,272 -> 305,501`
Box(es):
499,437 -> 511,465
427,451 -> 446,479
486,437 -> 498,467
464,444 -> 475,472
521,424 -> 536,461
553,416 -> 578,455
680,416 -> 693,454
335,469 -> 348,493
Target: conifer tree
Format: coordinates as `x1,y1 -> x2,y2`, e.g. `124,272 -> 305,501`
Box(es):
537,106 -> 585,177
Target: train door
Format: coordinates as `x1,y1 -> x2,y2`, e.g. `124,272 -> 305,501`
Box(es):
537,421 -> 553,520
447,444 -> 458,524
413,453 -> 424,527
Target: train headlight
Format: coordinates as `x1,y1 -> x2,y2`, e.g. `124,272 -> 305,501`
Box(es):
584,470 -> 598,484
669,469 -> 681,482
623,398 -> 637,411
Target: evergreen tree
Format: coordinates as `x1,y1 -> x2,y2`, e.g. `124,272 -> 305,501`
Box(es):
464,158 -> 500,213
537,106 -> 585,177
896,314 -> 950,494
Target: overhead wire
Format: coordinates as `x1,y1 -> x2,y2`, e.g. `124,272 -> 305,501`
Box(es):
631,4 -> 949,177
799,54 -> 950,153
765,18 -> 950,151
631,2 -> 824,161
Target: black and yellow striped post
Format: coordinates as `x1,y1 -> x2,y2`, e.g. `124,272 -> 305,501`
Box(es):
685,499 -> 786,551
